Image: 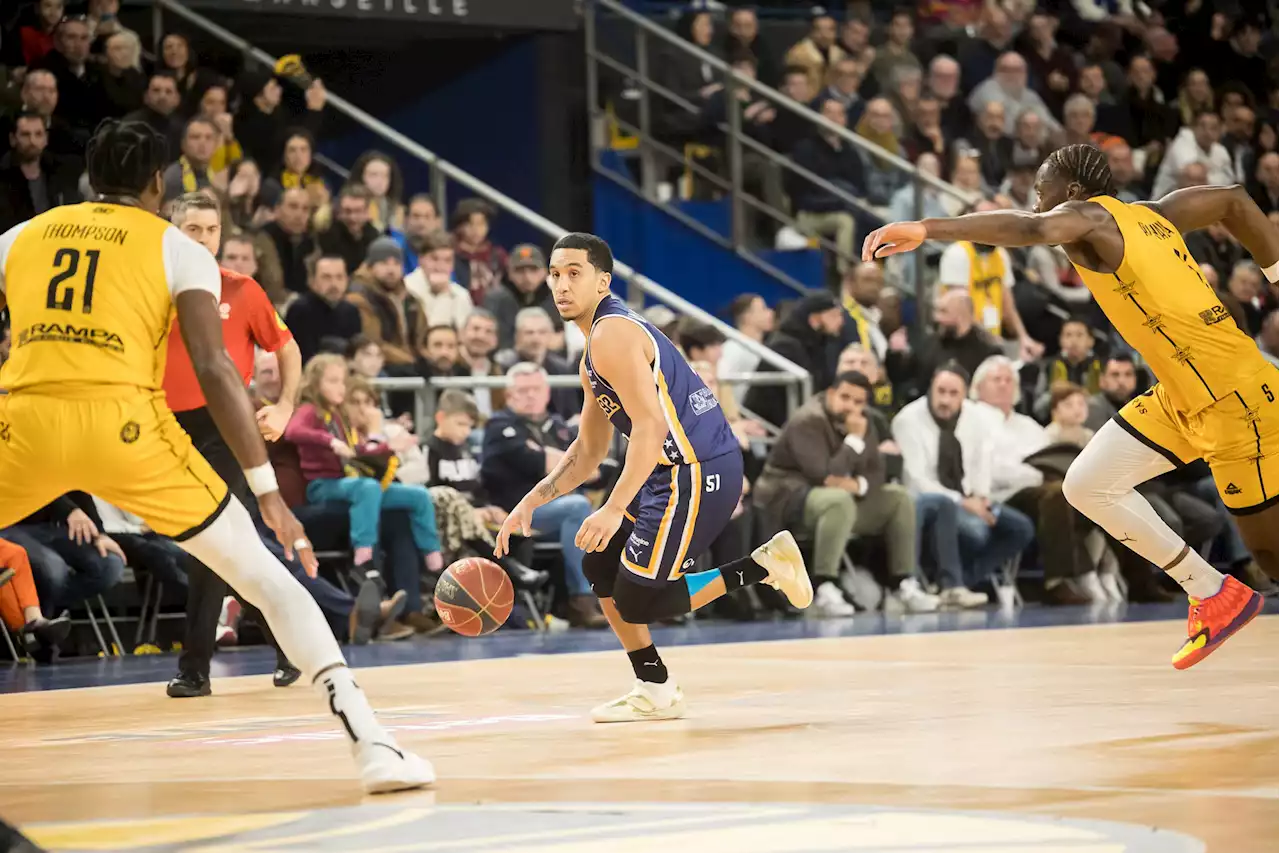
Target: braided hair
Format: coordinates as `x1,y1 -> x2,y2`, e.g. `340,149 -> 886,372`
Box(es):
1044,143 -> 1115,198
85,119 -> 171,198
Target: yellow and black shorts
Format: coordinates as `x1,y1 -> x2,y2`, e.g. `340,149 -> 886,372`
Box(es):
1115,363 -> 1279,515
0,389 -> 229,538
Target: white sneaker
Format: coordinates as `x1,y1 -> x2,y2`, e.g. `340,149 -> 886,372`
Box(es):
893,577 -> 940,613
939,586 -> 989,608
215,596 -> 241,647
1079,571 -> 1109,603
842,565 -> 883,611
1099,572 -> 1126,603
752,530 -> 813,609
591,679 -> 686,723
356,740 -> 435,794
813,581 -> 855,617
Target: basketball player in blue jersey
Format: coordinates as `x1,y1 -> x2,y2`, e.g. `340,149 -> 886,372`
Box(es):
496,233 -> 812,722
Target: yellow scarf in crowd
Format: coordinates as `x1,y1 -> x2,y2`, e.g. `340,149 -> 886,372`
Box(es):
842,292 -> 872,351
324,408 -> 399,489
178,156 -> 213,193
209,139 -> 243,174
280,169 -> 323,190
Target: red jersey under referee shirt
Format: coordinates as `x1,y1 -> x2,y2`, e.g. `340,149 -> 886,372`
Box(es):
163,267 -> 293,413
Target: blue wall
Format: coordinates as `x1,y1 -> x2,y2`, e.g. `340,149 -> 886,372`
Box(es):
317,38 -> 547,252
593,176 -> 821,317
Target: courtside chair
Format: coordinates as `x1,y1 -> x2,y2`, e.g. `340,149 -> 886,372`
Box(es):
1,622 -> 20,662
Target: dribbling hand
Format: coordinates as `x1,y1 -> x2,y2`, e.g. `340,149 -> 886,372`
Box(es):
494,500 -> 534,559
861,221 -> 926,262
575,504 -> 624,553
258,491 -> 319,577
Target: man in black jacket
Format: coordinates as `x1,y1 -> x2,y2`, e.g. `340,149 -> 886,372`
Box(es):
494,307 -> 582,420
479,363 -> 606,628
745,291 -> 845,427
0,112 -> 80,231
0,493 -> 125,616
284,254 -> 363,363
31,18 -> 100,139
263,187 -> 318,295
791,98 -> 865,272
0,70 -> 84,167
915,289 -> 1003,393
122,72 -> 183,160
319,184 -> 380,274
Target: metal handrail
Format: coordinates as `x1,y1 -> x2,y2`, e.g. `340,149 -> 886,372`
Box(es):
596,48 -> 884,225
591,0 -> 979,205
313,152 -> 351,181
371,372 -> 801,432
605,110 -> 866,251
153,0 -> 811,405
372,372 -> 799,391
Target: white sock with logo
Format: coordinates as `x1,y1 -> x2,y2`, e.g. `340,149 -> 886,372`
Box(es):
1163,546 -> 1226,601
315,665 -> 393,748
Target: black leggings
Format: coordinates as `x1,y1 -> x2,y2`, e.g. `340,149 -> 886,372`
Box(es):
582,520 -> 692,624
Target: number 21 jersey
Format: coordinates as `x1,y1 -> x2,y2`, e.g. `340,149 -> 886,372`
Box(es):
0,202 -> 220,395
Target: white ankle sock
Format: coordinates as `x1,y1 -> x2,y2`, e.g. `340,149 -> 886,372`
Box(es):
641,678 -> 678,705
1165,547 -> 1225,600
315,666 -> 391,747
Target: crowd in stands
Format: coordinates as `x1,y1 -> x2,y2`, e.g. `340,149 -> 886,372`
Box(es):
662,4 -> 1278,341
0,1 -> 1276,662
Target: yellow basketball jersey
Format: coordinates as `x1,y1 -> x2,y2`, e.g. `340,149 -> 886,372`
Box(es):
960,242 -> 1006,336
1073,196 -> 1268,414
1,202 -> 177,394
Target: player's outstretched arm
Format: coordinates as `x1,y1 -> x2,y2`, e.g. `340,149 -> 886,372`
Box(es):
862,205 -> 1096,260
1142,185 -> 1279,271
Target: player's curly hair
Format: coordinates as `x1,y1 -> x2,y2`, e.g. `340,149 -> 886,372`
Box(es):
1044,143 -> 1115,198
85,119 -> 170,197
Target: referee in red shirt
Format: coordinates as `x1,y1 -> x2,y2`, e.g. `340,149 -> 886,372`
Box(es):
162,193 -> 305,697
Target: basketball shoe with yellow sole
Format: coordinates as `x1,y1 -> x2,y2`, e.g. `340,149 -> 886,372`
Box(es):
591,679 -> 686,723
753,530 -> 813,610
1172,575 -> 1265,670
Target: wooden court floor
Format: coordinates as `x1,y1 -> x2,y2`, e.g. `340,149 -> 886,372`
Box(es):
1,617 -> 1276,852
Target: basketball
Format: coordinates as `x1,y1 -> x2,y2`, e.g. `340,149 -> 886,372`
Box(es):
434,558 -> 514,637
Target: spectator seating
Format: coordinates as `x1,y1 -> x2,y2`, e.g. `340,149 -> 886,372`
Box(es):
2,0 -> 1277,666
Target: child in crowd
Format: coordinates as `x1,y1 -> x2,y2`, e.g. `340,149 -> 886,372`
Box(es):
1033,318 -> 1102,421
424,391 -> 503,520
421,390 -> 546,592
345,376 -> 427,485
347,334 -> 386,382
1044,381 -> 1094,448
285,355 -> 444,578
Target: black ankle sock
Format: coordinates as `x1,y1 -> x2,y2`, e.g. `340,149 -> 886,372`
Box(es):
627,644 -> 668,684
720,556 -> 769,592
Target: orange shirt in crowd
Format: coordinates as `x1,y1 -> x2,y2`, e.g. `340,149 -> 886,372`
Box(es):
163,268 -> 293,413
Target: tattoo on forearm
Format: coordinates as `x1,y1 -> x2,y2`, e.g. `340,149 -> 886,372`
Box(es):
536,450 -> 578,501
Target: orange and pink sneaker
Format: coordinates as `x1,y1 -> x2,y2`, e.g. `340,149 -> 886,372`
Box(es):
1172,575 -> 1265,670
